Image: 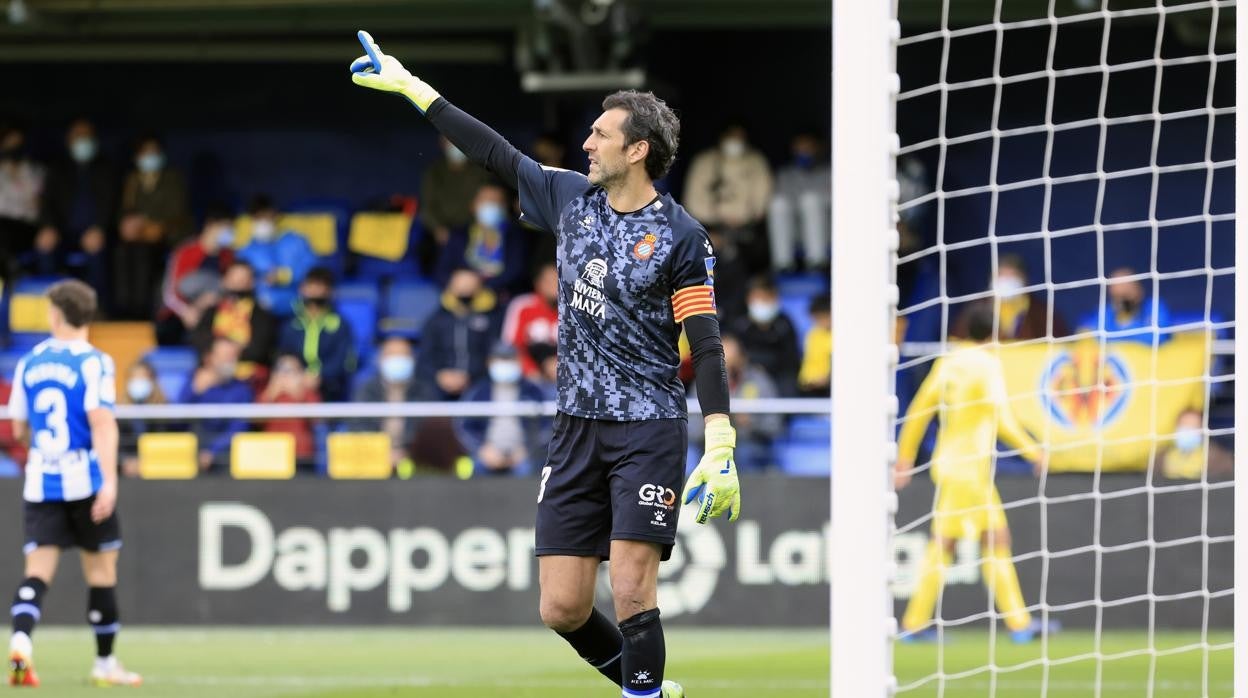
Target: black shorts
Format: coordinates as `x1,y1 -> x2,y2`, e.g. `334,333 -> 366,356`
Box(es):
536,412 -> 687,561
23,497 -> 122,554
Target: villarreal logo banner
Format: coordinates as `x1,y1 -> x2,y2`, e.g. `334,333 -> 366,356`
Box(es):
996,332 -> 1210,472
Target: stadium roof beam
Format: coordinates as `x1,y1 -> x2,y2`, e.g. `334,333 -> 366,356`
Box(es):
0,38 -> 505,63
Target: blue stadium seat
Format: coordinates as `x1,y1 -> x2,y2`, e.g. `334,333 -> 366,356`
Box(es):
787,415 -> 831,443
775,272 -> 829,299
381,279 -> 440,340
143,347 -> 199,402
336,281 -> 380,363
776,439 -> 832,476
781,294 -> 813,346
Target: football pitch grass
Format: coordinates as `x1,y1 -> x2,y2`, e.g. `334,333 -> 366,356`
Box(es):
19,627 -> 1231,697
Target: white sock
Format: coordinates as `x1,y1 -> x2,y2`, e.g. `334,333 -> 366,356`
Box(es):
94,655 -> 116,673
10,631 -> 32,657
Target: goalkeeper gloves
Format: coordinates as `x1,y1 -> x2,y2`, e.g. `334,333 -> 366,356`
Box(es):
349,30 -> 442,113
682,420 -> 741,524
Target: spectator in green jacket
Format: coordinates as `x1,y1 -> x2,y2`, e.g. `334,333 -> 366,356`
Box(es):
278,267 -> 357,402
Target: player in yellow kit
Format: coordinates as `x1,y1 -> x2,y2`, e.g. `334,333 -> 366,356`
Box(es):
894,303 -> 1054,643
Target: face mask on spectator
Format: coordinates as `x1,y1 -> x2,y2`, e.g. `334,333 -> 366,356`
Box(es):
127,377 -> 154,402
70,138 -> 97,164
445,144 -> 468,164
721,138 -> 746,158
489,360 -> 522,384
380,355 -> 414,384
748,301 -> 780,325
994,275 -> 1025,299
794,152 -> 814,169
252,219 -> 277,242
225,288 -> 253,301
1174,428 -> 1202,454
475,202 -> 507,229
216,361 -> 238,381
137,152 -> 165,173
216,225 -> 235,248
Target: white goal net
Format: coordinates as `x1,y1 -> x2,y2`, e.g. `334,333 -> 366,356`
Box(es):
833,0 -> 1237,696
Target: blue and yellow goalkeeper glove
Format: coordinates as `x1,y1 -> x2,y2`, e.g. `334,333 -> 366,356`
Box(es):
349,30 -> 442,113
682,420 -> 741,524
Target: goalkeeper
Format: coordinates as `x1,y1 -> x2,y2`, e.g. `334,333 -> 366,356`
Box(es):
895,303 -> 1052,643
351,32 -> 738,698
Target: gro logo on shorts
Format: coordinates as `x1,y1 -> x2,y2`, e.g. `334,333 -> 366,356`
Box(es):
638,483 -> 677,507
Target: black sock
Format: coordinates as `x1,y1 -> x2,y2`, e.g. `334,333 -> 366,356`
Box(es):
10,577 -> 47,637
87,587 -> 119,658
556,608 -> 623,686
619,608 -> 665,697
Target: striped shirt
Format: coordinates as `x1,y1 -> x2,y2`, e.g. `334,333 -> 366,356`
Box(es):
9,339 -> 116,503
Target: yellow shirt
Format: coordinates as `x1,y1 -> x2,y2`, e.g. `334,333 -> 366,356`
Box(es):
798,327 -> 832,389
897,343 -> 1041,485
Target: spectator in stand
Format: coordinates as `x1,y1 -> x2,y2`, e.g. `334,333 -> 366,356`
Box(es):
112,209 -> 165,320
118,359 -> 167,478
731,276 -> 801,396
278,267 -> 357,402
528,342 -> 559,401
18,226 -> 66,278
435,182 -> 529,298
156,207 -> 236,345
258,353 -> 320,466
237,194 -> 317,316
352,336 -> 423,473
180,337 -> 253,473
417,268 -> 503,401
768,131 -> 831,273
1078,267 -> 1174,345
0,125 -> 45,273
120,135 -> 191,244
191,260 -> 277,383
690,334 -> 783,472
38,119 -> 117,296
683,122 -> 773,271
502,262 -> 559,378
798,294 -> 832,397
454,343 -> 549,476
954,255 -> 1069,341
418,135 -> 493,275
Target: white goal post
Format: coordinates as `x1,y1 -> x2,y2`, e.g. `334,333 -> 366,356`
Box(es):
830,1 -> 898,697
833,1 -> 1242,697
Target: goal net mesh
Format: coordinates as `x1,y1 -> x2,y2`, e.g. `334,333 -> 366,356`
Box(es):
889,1 -> 1236,695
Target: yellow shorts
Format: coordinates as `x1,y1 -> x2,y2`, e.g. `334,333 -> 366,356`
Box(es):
931,481 -> 1008,541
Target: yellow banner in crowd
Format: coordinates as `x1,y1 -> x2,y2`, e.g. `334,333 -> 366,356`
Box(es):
997,332 -> 1210,472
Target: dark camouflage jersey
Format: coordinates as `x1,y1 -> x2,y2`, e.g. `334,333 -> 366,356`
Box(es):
517,161 -> 716,421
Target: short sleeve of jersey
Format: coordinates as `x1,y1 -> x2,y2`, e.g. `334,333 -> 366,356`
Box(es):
515,158 -> 592,234
81,354 -> 116,412
8,359 -> 26,421
669,224 -> 718,323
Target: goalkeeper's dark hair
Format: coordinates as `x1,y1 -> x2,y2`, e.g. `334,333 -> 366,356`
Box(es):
964,301 -> 996,342
602,90 -> 680,181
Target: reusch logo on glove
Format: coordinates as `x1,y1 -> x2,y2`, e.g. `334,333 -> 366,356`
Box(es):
638,483 -> 677,507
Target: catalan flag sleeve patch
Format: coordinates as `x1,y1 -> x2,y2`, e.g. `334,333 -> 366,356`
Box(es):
672,284 -> 717,323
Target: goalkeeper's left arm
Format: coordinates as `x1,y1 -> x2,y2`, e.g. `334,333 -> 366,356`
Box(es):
681,314 -> 740,524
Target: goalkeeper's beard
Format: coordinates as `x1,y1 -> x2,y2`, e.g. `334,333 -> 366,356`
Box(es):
588,157 -> 628,190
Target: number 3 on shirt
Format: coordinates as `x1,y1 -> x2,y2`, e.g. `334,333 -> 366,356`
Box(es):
33,387 -> 70,455
537,466 -> 553,503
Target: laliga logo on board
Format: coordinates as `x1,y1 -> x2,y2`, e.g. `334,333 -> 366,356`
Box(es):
1039,345 -> 1131,430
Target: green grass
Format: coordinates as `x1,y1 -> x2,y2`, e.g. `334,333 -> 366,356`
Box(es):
14,627 -> 1232,697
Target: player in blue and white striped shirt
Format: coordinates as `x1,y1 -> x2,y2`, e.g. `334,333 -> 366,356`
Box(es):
7,280 -> 141,688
